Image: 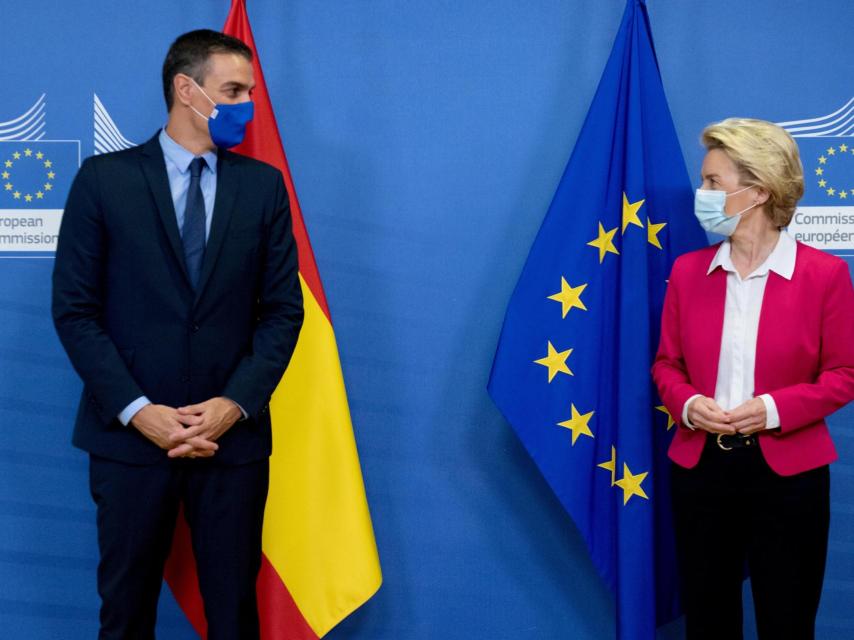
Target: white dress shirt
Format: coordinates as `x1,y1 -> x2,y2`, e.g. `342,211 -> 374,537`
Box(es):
682,231 -> 797,430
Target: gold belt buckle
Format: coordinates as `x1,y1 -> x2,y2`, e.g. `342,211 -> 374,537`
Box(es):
716,433 -> 732,451
716,433 -> 754,450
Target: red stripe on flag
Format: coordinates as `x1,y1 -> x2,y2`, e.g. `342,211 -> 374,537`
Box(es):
224,0 -> 331,320
163,509 -> 207,638
258,556 -> 320,640
164,508 -> 319,639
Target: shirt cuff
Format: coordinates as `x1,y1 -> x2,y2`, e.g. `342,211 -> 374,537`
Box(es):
759,393 -> 781,429
682,394 -> 703,430
224,397 -> 248,421
118,396 -> 151,426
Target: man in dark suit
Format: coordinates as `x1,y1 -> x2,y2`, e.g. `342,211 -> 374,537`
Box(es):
52,29 -> 303,639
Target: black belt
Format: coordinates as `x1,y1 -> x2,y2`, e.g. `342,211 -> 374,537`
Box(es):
715,433 -> 757,450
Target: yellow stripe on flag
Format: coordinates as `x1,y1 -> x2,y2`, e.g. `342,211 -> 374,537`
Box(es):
264,274 -> 382,637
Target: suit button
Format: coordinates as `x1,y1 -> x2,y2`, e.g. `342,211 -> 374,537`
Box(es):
191,323 -> 200,332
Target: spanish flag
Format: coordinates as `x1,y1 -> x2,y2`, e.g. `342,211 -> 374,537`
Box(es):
163,1 -> 382,637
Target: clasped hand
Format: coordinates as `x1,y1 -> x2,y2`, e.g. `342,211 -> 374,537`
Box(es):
130,398 -> 243,458
686,396 -> 767,435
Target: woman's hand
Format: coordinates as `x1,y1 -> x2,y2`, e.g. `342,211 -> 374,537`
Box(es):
686,396 -> 735,434
727,397 -> 767,434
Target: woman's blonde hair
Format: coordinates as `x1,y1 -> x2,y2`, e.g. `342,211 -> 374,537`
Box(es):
701,118 -> 804,228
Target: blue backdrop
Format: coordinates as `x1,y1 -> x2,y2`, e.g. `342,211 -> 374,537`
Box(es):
0,1 -> 852,638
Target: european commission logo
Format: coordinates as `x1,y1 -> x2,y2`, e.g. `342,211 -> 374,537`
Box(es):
778,97 -> 854,254
0,94 -> 80,256
0,93 -> 138,257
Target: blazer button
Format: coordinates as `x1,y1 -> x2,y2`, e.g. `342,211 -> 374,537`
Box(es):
191,323 -> 200,332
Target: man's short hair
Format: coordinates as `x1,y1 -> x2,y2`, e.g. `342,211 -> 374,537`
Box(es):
162,29 -> 252,111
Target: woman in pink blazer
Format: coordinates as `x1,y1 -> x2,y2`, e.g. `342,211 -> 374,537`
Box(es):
653,118 -> 854,640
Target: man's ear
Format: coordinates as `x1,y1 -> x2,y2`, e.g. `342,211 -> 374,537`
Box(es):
173,73 -> 195,108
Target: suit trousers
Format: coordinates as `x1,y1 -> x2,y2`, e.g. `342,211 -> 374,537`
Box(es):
88,454 -> 269,640
670,435 -> 829,640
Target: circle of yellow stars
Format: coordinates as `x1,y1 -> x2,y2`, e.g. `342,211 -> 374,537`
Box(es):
3,147 -> 55,203
814,144 -> 852,200
530,191 -> 674,506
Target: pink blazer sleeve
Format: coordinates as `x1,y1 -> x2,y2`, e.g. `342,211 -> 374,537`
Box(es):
770,260 -> 854,433
652,258 -> 701,429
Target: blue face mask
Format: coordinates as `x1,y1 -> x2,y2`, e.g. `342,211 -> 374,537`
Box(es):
190,79 -> 254,149
694,186 -> 757,236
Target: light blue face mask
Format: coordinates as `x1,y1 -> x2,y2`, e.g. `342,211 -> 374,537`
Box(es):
694,186 -> 757,236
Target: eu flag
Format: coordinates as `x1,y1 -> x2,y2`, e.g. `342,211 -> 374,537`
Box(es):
488,1 -> 706,638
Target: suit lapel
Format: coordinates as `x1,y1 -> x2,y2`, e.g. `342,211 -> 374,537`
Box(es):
139,135 -> 191,285
195,149 -> 238,302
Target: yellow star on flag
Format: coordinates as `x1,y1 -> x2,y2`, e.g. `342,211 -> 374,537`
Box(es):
24,148 -> 32,157
44,160 -> 52,168
815,167 -> 823,176
587,222 -> 620,263
36,191 -> 44,199
622,193 -> 645,233
44,183 -> 53,191
841,144 -> 849,153
4,160 -> 11,168
597,445 -> 617,486
818,179 -> 826,188
655,405 -> 675,430
818,156 -> 827,164
12,151 -> 21,160
841,191 -> 848,199
35,151 -> 43,159
13,191 -> 21,199
1,171 -> 8,179
47,171 -> 55,179
647,217 -> 666,250
827,147 -> 836,155
4,183 -> 11,191
827,187 -> 836,196
534,341 -> 573,382
24,194 -> 32,202
547,277 -> 588,317
557,403 -> 595,445
614,463 -> 649,505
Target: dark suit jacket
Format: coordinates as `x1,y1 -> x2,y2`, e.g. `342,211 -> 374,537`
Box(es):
52,133 -> 304,465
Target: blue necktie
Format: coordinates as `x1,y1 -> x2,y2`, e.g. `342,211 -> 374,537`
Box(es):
182,157 -> 207,289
